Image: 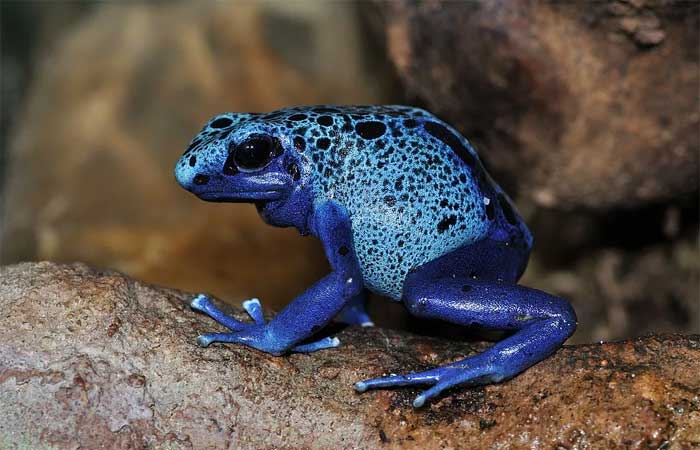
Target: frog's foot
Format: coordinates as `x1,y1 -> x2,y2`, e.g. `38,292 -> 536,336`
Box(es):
355,356 -> 497,408
336,292 -> 374,327
190,294 -> 256,331
190,294 -> 340,354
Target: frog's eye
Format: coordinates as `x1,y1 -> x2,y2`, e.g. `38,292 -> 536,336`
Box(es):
229,134 -> 281,172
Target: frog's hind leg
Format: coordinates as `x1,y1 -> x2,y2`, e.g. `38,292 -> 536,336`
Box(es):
335,290 -> 374,327
355,243 -> 576,408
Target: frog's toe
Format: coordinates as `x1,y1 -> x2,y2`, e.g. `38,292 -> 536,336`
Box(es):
242,298 -> 265,324
412,366 -> 489,407
355,368 -> 441,392
292,336 -> 340,353
190,293 -> 212,312
190,294 -> 248,331
356,365 -> 492,407
196,334 -> 215,348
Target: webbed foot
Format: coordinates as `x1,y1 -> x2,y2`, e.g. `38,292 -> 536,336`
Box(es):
190,294 -> 340,354
355,352 -> 500,408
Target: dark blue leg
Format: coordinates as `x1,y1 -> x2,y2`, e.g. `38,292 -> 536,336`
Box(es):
355,243 -> 576,407
190,200 -> 363,355
335,290 -> 373,327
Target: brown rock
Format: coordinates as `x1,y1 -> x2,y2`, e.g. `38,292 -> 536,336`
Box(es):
370,0 -> 699,209
1,262 -> 698,449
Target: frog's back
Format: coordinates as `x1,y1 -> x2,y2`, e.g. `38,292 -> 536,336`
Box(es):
271,106 -> 532,299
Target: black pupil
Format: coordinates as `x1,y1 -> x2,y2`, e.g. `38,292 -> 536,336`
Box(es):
233,136 -> 273,170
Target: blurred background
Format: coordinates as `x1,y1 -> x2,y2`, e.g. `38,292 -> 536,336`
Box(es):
1,1 -> 697,344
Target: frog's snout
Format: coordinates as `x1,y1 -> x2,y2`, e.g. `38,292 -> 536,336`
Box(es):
174,161 -> 206,192
174,144 -> 223,193
174,163 -> 189,190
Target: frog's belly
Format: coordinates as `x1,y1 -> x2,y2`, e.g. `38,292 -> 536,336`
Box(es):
332,143 -> 491,299
350,209 -> 487,301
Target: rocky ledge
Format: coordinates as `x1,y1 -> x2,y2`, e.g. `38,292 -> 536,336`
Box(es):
0,262 -> 698,449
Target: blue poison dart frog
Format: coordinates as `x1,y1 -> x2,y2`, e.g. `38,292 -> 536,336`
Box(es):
174,105 -> 576,408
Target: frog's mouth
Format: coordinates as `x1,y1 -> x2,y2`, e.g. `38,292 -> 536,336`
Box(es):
197,190 -> 283,202
191,172 -> 290,203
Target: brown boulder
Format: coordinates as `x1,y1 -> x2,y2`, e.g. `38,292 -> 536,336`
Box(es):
1,262 -> 698,449
370,0 -> 699,209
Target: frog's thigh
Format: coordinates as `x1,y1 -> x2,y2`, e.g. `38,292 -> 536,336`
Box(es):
404,238 -> 529,286
400,242 -> 576,379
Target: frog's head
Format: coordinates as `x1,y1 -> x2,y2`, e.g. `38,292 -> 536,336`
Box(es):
174,113 -> 300,204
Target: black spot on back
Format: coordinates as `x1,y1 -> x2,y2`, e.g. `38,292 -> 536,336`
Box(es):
384,195 -> 396,207
404,119 -> 418,128
289,113 -> 307,121
424,122 -> 476,169
436,215 -> 457,233
189,155 -> 197,167
210,117 -> 233,128
317,137 -> 331,150
356,121 -> 386,140
338,246 -> 349,256
498,193 -> 518,225
317,115 -> 333,126
293,136 -> 306,152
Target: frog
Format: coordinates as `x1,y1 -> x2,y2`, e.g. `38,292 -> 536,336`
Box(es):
174,105 -> 577,408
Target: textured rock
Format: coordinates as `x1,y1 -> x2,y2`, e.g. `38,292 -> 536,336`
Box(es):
1,262 -> 698,449
370,0 -> 699,209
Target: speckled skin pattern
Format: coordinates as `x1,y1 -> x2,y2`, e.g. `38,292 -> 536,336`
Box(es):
175,105 -> 576,408
176,105 -> 530,299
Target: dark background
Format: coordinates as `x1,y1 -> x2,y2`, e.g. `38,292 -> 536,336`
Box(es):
1,1 -> 698,343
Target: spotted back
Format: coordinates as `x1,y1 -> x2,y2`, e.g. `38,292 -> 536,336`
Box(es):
181,105 -> 531,300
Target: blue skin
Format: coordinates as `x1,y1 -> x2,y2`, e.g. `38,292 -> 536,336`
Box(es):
174,105 -> 577,408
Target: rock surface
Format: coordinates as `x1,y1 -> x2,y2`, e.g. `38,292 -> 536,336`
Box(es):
370,0 -> 699,209
1,262 -> 698,449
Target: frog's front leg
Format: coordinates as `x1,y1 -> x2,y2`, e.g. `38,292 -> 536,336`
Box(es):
190,295 -> 340,353
191,200 -> 363,355
356,256 -> 576,407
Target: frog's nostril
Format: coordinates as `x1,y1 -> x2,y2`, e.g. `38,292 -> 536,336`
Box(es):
193,174 -> 210,185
